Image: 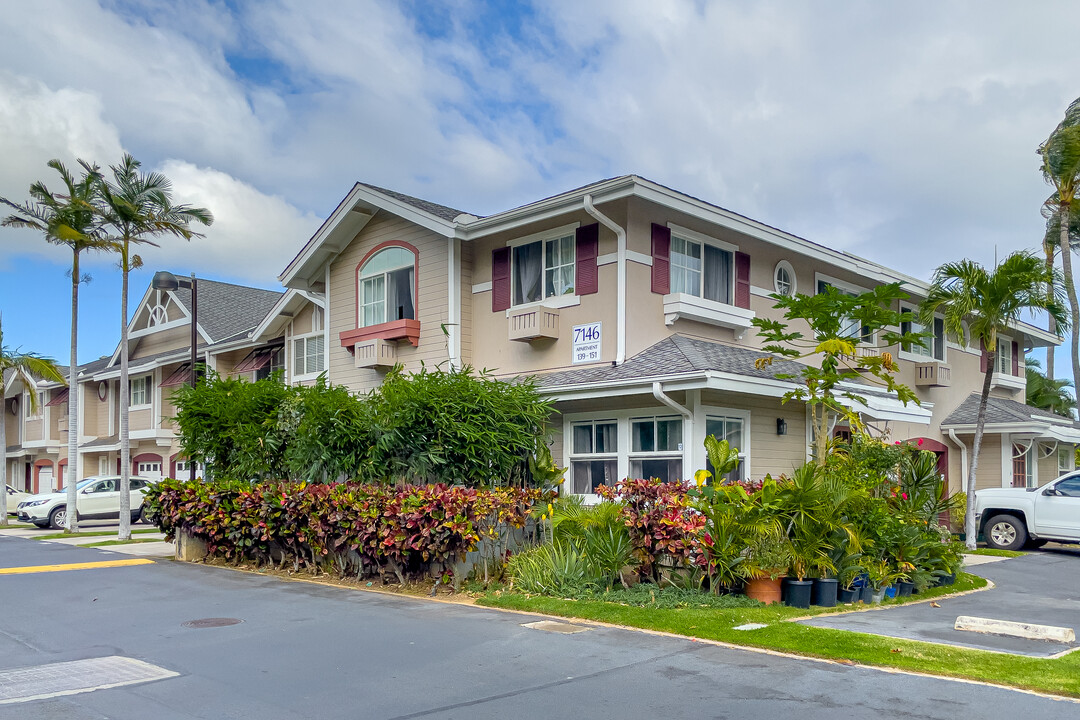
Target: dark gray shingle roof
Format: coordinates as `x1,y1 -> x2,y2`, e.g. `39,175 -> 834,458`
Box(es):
942,392 -> 1080,427
81,434 -> 119,449
172,279 -> 283,344
532,335 -> 808,389
358,183 -> 472,222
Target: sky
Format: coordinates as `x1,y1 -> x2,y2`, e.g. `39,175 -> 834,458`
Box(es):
0,0 -> 1077,378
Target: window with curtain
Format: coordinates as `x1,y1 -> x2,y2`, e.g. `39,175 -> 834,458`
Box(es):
358,247 -> 415,327
670,235 -> 733,304
569,420 -> 618,494
513,234 -> 575,306
629,416 -> 682,483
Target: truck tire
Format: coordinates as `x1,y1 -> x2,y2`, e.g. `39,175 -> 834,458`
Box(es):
984,514 -> 1027,551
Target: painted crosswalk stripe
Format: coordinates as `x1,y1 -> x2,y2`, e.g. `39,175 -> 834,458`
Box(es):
0,558 -> 154,575
0,656 -> 178,704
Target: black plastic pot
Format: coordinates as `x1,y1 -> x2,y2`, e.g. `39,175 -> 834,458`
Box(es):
860,585 -> 873,604
896,580 -> 914,597
782,579 -> 813,609
935,572 -> 956,587
837,587 -> 859,603
812,578 -> 839,607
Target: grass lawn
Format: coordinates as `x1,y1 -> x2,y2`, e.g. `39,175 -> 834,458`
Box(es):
478,574 -> 1080,698
965,548 -> 1026,558
32,528 -> 160,541
82,538 -> 165,547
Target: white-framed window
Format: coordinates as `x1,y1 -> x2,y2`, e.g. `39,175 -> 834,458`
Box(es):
629,415 -> 683,483
569,420 -> 619,494
512,231 -> 576,306
129,376 -> 151,408
292,335 -> 325,378
358,246 -> 415,327
705,415 -> 746,482
669,229 -> 735,305
138,461 -> 162,479
25,391 -> 43,418
256,347 -> 285,382
816,275 -> 872,342
900,305 -> 945,361
773,260 -> 796,297
1059,446 -> 1075,475
98,457 -> 109,475
997,338 -> 1013,375
174,460 -> 203,479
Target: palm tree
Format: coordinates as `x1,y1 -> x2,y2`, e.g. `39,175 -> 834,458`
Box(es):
1039,96 -> 1080,398
1,159 -> 113,532
94,154 -> 213,540
1039,200 -> 1080,379
0,316 -> 66,525
922,252 -> 1068,549
1025,357 -> 1076,419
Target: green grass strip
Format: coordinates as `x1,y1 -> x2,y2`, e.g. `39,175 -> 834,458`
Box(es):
82,538 -> 165,547
33,528 -> 160,541
478,575 -> 1080,698
965,548 -> 1026,558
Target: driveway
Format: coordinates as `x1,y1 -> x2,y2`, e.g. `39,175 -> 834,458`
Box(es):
801,545 -> 1080,657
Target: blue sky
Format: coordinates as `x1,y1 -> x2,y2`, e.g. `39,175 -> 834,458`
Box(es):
1,0 -> 1078,385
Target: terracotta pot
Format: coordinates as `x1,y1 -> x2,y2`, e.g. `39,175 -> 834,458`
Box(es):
745,576 -> 783,604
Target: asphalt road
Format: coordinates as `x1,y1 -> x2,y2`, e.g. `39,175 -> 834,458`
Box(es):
0,537 -> 1075,719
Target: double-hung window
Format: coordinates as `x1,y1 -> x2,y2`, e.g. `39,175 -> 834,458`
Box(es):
900,305 -> 945,360
997,339 -> 1013,375
705,415 -> 745,483
569,420 -> 618,494
1059,447 -> 1075,475
513,233 -> 575,305
817,278 -> 872,342
358,247 -> 415,327
25,391 -> 43,418
629,416 -> 683,483
293,335 -> 325,378
129,376 -> 150,408
670,234 -> 734,305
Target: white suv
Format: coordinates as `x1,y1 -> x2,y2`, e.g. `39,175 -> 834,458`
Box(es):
16,476 -> 156,529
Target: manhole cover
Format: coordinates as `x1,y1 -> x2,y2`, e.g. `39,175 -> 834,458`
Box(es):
182,617 -> 243,629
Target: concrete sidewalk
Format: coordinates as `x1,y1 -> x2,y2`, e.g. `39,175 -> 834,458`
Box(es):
800,546 -> 1080,657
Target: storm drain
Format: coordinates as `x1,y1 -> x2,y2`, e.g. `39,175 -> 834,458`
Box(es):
522,620 -> 589,634
0,656 -> 178,705
182,617 -> 243,629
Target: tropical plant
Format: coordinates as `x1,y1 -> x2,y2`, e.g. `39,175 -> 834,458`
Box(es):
1039,201 -> 1080,379
702,435 -> 741,484
895,449 -> 960,524
738,534 -> 793,582
0,317 -> 66,525
752,283 -> 923,464
1025,357 -> 1076,418
691,481 -> 777,591
94,153 -> 213,540
1039,96 -> 1080,395
1,159 -> 113,532
922,252 -> 1069,547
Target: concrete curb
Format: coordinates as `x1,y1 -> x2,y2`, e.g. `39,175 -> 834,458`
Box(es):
955,616 -> 1076,643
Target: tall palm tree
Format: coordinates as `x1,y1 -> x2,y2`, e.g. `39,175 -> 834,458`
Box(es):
1039,200 -> 1080,379
922,252 -> 1068,549
2,159 -> 113,532
0,316 -> 66,525
1025,358 -> 1076,419
95,154 -> 213,541
1039,96 -> 1080,399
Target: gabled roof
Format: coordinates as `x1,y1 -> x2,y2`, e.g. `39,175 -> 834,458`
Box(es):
357,183 -> 470,222
171,279 -> 283,344
942,393 -> 1080,429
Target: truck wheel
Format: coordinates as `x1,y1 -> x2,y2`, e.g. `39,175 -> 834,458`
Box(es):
984,514 -> 1027,551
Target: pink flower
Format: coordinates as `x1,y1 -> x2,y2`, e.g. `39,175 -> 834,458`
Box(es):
917,438 -> 924,447
902,492 -> 909,500
895,441 -> 901,445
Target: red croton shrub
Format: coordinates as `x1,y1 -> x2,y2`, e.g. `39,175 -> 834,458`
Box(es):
596,477 -> 705,579
146,478 -> 543,581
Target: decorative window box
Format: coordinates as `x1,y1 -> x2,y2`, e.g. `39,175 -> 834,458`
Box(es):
353,339 -> 398,369
663,293 -> 755,336
914,362 -> 951,387
339,319 -> 420,349
509,306 -> 560,342
991,371 -> 1025,393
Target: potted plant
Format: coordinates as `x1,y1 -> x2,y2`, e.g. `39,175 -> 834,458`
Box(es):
783,535 -> 832,610
740,535 -> 792,605
865,558 -> 894,604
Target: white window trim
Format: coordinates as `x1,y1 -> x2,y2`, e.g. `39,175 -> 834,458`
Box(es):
898,304 -> 946,363
698,406 -> 752,483
1059,446 -> 1075,474
815,272 -> 874,343
356,247 -> 416,329
504,222 -> 580,249
129,375 -> 152,411
506,223 -> 580,308
567,418 -> 620,497
504,292 -> 581,317
291,331 -> 327,382
773,260 -> 796,297
667,223 -> 739,254
666,224 -> 739,308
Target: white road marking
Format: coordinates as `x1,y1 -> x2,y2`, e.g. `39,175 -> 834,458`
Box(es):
0,655 -> 178,704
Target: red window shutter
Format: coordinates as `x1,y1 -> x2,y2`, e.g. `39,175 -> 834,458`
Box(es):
491,247 -> 511,312
979,340 -> 988,373
575,223 -> 599,295
651,223 -> 670,294
1012,341 -> 1019,376
735,251 -> 751,309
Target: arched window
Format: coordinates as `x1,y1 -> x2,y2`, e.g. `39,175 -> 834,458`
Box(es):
357,246 -> 416,327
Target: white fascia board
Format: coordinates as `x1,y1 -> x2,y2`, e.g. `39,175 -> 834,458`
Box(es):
535,371 -> 708,401
280,183 -> 453,287
942,422 -> 1053,435
1046,425 -> 1080,443
92,352 -> 190,381
251,288 -> 306,342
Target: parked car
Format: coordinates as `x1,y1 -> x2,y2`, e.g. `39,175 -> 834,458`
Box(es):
16,476 -> 156,529
6,484 -> 29,514
975,471 -> 1080,550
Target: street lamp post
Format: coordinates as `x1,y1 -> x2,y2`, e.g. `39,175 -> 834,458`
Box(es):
151,271 -> 198,482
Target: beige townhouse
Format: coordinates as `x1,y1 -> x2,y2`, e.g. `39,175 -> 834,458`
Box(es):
280,175 -> 1079,496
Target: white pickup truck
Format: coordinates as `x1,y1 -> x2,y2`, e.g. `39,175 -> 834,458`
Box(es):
975,471 -> 1080,550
